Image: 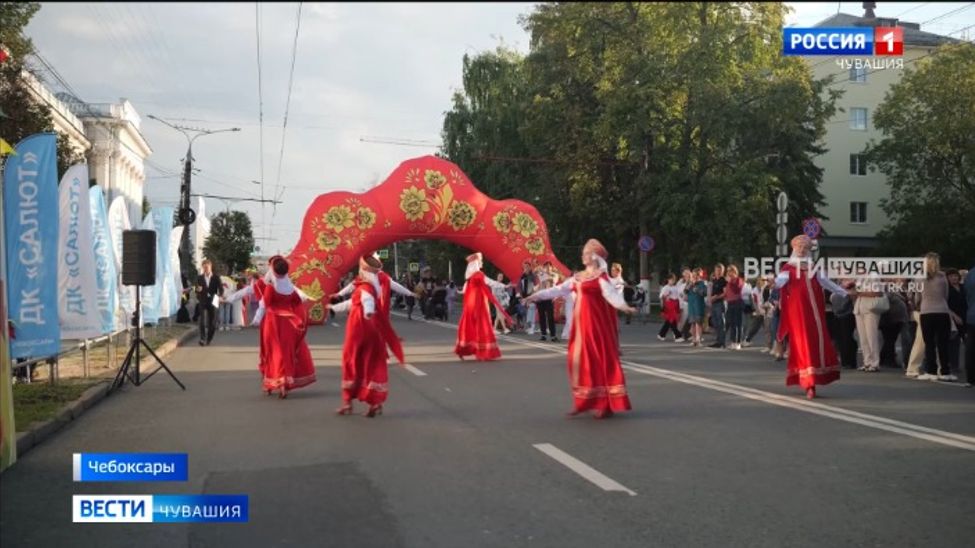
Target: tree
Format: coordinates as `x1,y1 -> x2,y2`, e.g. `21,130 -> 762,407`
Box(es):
203,211 -> 255,275
442,2 -> 838,275
866,43 -> 975,267
0,2 -> 85,177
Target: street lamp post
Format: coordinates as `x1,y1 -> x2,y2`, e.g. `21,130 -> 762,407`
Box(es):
147,115 -> 240,277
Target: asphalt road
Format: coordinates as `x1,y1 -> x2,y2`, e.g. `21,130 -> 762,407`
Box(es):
2,313 -> 973,548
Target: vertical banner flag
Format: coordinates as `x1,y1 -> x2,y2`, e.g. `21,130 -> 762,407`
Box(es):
169,226 -> 184,315
140,211 -> 160,324
152,207 -> 175,320
191,196 -> 208,268
58,164 -> 101,339
89,187 -> 119,335
107,196 -> 135,321
3,133 -> 61,358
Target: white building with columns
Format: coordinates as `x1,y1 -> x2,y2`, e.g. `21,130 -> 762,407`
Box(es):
60,96 -> 153,227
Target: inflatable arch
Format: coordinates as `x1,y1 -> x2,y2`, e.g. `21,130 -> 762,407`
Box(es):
285,156 -> 572,324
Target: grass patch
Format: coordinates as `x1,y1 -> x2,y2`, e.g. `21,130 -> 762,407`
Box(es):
12,380 -> 101,431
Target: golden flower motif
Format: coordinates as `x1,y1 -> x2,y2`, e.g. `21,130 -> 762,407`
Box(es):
323,206 -> 355,233
309,303 -> 325,323
301,279 -> 325,301
447,200 -> 476,231
316,232 -> 341,252
424,169 -> 447,189
492,212 -> 512,234
513,213 -> 539,237
525,238 -> 545,256
356,207 -> 377,230
399,186 -> 430,221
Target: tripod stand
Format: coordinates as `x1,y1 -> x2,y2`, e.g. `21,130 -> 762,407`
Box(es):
111,286 -> 186,393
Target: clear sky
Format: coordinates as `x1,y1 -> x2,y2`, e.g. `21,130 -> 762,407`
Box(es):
24,2 -> 975,257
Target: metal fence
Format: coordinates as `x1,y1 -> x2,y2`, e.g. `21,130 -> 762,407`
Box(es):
10,327 -> 135,385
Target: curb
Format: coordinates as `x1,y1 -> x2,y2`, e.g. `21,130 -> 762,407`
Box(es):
12,327 -> 196,462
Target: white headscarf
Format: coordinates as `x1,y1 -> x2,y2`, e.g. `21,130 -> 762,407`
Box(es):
465,259 -> 482,280
361,270 -> 381,294
592,254 -> 608,273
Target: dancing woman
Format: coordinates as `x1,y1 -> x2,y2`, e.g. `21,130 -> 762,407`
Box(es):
526,239 -> 636,419
454,252 -> 512,360
774,234 -> 851,399
251,256 -> 317,398
333,254 -> 415,365
331,256 -> 398,417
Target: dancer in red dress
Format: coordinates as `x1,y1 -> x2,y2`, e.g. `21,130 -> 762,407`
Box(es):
526,239 -> 636,419
454,252 -> 512,361
774,234 -> 850,399
331,255 -> 395,417
333,254 -> 415,364
251,256 -> 317,398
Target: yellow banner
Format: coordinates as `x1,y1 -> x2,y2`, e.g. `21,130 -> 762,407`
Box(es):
0,278 -> 16,470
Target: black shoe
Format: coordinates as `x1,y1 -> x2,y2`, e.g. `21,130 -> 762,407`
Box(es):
708,343 -> 723,349
199,340 -> 205,346
550,337 -> 559,342
540,336 -> 547,341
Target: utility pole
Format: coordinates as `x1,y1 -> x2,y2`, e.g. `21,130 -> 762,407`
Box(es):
147,116 -> 240,277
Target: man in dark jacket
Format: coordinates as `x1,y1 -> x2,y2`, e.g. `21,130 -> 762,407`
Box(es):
195,260 -> 223,346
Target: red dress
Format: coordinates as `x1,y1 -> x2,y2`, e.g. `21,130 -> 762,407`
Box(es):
454,271 -> 503,360
567,274 -> 632,413
341,281 -> 389,405
777,262 -> 840,389
376,272 -> 405,364
260,285 -> 316,392
252,279 -> 268,375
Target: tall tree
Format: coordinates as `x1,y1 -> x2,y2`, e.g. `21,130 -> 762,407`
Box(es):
203,211 -> 256,275
866,43 -> 975,267
0,2 -> 85,176
442,2 -> 838,275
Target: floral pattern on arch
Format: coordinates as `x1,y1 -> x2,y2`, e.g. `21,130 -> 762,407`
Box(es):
286,155 -> 569,324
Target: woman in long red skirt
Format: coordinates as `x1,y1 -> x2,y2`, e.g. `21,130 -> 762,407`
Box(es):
454,252 -> 511,361
331,255 -> 393,417
251,256 -> 317,398
774,234 -> 851,399
526,239 -> 636,419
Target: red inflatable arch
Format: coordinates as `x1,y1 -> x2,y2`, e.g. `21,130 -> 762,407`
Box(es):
285,155 -> 571,324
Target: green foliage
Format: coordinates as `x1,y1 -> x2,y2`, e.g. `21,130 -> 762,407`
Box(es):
0,2 -> 85,177
866,43 -> 975,267
203,211 -> 256,275
441,2 -> 837,274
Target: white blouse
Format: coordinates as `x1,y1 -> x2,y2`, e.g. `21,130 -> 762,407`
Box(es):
532,276 -> 630,312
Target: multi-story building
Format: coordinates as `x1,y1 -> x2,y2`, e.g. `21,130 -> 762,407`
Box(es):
805,8 -> 957,255
60,96 -> 153,228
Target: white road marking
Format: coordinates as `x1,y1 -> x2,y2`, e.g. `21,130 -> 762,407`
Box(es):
403,363 -> 427,376
533,443 -> 637,496
392,311 -> 975,451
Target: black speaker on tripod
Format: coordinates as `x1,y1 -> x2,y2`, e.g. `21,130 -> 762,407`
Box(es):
111,230 -> 185,393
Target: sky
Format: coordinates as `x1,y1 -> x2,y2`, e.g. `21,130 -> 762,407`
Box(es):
24,2 -> 975,256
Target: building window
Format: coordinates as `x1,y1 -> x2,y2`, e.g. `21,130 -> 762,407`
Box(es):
849,66 -> 867,83
850,107 -> 867,130
849,153 -> 867,176
850,202 -> 868,224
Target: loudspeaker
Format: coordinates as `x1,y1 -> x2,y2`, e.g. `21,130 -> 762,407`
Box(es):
122,230 -> 156,286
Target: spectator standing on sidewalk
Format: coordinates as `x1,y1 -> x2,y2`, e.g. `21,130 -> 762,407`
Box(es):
685,268 -> 708,347
946,268 -> 967,378
708,264 -> 727,348
724,265 -> 745,350
657,273 -> 682,341
916,252 -> 953,381
963,263 -> 975,387
743,277 -> 766,347
880,283 -> 908,368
